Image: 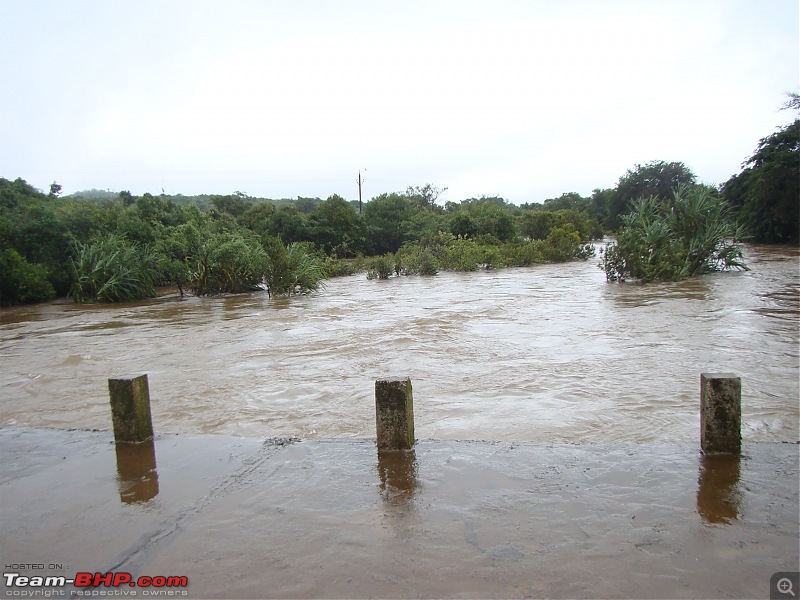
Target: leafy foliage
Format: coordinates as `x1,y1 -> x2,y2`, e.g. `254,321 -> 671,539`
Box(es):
0,248 -> 56,306
263,237 -> 327,295
284,242 -> 327,294
69,234 -> 159,303
601,187 -> 747,282
601,161 -> 697,231
13,154 -> 771,305
367,253 -> 396,280
722,116 -> 799,243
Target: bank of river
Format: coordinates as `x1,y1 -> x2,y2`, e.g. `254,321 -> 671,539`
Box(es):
0,244 -> 797,442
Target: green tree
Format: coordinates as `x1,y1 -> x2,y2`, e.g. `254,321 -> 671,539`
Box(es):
363,193 -> 415,254
543,192 -> 590,212
118,190 -> 136,207
722,108 -> 799,243
266,206 -> 309,243
518,211 -> 555,240
449,212 -> 479,238
0,177 -> 45,209
609,161 -> 697,231
294,197 -> 322,213
0,180 -> 71,294
468,201 -> 515,241
56,198 -> 121,242
262,235 -> 292,296
405,184 -> 447,209
0,248 -> 56,306
211,193 -> 249,219
308,194 -> 365,256
238,201 -> 275,235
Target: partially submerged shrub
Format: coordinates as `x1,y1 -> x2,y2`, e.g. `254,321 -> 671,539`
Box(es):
367,253 -> 395,279
398,246 -> 439,275
69,234 -> 159,303
601,186 -> 747,282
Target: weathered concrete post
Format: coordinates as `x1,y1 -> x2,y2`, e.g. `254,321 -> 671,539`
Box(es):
375,377 -> 415,451
108,373 -> 154,443
700,373 -> 741,454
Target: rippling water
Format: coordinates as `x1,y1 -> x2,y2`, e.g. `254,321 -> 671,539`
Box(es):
1,244 -> 797,442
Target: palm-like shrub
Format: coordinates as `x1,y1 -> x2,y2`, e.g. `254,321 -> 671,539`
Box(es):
601,186 -> 748,282
285,242 -> 327,294
69,234 -> 158,302
263,237 -> 326,295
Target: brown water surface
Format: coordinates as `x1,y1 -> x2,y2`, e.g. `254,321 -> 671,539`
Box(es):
1,244 -> 798,442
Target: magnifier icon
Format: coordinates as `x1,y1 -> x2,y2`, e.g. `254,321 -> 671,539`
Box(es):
778,578 -> 796,597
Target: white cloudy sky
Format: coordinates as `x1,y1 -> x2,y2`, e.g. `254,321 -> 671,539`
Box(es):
2,0 -> 797,203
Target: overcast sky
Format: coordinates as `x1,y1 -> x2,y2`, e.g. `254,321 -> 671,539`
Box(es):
2,0 -> 797,204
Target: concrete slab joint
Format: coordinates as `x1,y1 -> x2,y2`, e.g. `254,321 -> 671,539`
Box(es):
375,377 -> 415,451
700,372 -> 741,455
108,373 -> 154,443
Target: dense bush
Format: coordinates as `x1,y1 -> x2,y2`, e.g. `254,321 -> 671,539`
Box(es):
69,234 -> 159,303
367,253 -> 396,280
0,248 -> 56,306
722,114 -> 799,243
600,187 -> 747,282
397,245 -> 439,275
284,242 -> 327,294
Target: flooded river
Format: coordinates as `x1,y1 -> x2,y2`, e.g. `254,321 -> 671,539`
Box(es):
1,244 -> 797,443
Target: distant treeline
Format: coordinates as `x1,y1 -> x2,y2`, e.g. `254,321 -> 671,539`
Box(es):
0,109 -> 796,306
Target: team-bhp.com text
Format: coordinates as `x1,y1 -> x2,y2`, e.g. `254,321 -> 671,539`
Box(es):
4,572 -> 188,596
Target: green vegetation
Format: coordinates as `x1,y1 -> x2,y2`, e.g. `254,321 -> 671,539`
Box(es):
69,234 -> 159,303
1,106 -> 794,305
0,248 -> 55,306
0,178 -> 603,305
600,187 -> 747,282
721,93 -> 799,244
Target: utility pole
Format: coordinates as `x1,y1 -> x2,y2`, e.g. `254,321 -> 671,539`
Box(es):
357,169 -> 365,214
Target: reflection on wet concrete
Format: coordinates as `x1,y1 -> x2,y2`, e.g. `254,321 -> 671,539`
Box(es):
697,452 -> 741,524
377,449 -> 418,503
2,429 -> 798,599
115,439 -> 159,504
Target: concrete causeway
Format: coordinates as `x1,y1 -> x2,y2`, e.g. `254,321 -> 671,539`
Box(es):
1,427 -> 798,599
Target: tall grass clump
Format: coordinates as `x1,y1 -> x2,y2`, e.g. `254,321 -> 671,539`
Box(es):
69,234 -> 159,302
285,242 -> 327,294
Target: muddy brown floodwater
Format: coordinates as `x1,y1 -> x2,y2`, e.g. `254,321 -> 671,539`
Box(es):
0,243 -> 798,443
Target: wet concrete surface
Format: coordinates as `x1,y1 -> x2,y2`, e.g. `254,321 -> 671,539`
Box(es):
1,427 -> 798,599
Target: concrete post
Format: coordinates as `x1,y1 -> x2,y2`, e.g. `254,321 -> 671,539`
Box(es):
375,377 -> 415,451
700,373 -> 741,454
108,373 -> 154,443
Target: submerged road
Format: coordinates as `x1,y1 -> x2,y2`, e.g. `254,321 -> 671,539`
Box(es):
1,428 -> 797,599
